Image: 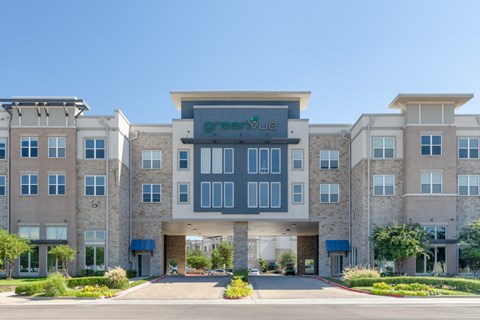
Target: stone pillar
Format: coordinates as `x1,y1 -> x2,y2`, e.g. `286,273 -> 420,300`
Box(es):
233,221 -> 248,271
297,236 -> 317,275
166,235 -> 186,275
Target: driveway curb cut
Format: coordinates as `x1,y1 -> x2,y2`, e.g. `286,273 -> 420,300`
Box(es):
114,276 -> 169,299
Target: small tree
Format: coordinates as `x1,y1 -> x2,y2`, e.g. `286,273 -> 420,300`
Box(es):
211,242 -> 234,269
48,245 -> 76,277
0,229 -> 31,280
372,222 -> 431,274
278,250 -> 296,269
459,219 -> 480,278
187,254 -> 211,270
258,258 -> 267,272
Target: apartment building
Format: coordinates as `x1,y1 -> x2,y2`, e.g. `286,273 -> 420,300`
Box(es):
0,92 -> 478,277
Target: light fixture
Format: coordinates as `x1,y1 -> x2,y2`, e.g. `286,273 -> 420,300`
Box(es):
291,224 -> 296,228
193,228 -> 197,231
187,224 -> 192,228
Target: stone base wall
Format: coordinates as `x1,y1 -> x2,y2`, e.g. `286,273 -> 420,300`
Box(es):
133,220 -> 163,275
297,235 -> 317,275
233,222 -> 248,271
166,235 -> 186,275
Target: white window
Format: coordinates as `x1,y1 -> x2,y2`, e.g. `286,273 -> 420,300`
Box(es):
259,148 -> 269,173
421,135 -> 442,156
421,172 -> 442,194
292,183 -> 303,204
178,183 -> 189,203
47,246 -> 61,273
416,247 -> 446,274
373,175 -> 395,196
18,226 -> 40,240
271,182 -> 281,208
48,174 -> 65,195
0,138 -> 6,159
20,246 -> 39,274
224,182 -> 234,208
212,182 -> 222,208
85,246 -> 105,271
85,175 -> 105,196
0,175 -> 6,196
248,149 -> 258,174
424,226 -> 446,240
320,150 -> 339,169
292,149 -> 303,170
85,138 -> 105,159
271,148 -> 281,174
201,148 -> 211,174
142,184 -> 161,203
142,150 -> 161,169
46,226 -> 67,240
201,182 -> 211,207
178,150 -> 189,170
248,182 -> 258,208
259,182 -> 269,208
21,137 -> 38,158
85,230 -> 105,242
212,148 -> 223,174
458,138 -> 479,159
320,184 -> 339,203
48,137 -> 66,158
21,174 -> 38,195
224,148 -> 234,174
373,137 -> 394,159
458,175 -> 479,196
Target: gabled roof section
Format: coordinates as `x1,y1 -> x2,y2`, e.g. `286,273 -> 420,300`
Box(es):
0,96 -> 90,117
170,91 -> 311,111
389,93 -> 473,110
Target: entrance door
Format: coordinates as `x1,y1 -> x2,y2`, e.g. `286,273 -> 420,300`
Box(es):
138,255 -> 150,276
331,254 -> 343,276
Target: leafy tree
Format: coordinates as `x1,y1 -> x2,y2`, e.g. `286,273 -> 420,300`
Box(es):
0,229 -> 31,280
258,258 -> 267,272
459,219 -> 480,278
278,250 -> 296,269
211,242 -> 233,269
372,222 -> 431,274
187,254 -> 211,269
48,245 -> 76,277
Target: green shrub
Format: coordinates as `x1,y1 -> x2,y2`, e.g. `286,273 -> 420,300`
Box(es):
346,276 -> 480,294
73,285 -> 116,298
224,278 -> 253,299
67,276 -> 109,288
105,266 -> 129,289
78,269 -> 105,277
15,281 -> 47,296
126,269 -> 137,278
233,270 -> 249,283
342,266 -> 380,281
44,273 -> 68,297
371,282 -> 436,296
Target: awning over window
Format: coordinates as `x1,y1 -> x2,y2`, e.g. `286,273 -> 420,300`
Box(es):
131,239 -> 155,251
326,240 -> 350,252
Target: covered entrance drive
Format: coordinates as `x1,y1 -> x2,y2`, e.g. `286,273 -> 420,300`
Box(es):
162,220 -> 320,275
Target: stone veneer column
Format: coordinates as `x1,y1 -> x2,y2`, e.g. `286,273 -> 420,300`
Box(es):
166,235 -> 186,275
233,222 -> 248,271
297,236 -> 317,275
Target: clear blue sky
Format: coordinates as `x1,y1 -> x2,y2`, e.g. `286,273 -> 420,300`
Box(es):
1,0 -> 479,124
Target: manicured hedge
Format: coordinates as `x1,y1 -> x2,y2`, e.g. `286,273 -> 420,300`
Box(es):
66,276 -> 109,288
346,276 -> 480,294
15,281 -> 47,295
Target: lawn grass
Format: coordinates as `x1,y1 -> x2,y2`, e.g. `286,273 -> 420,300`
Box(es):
352,286 -> 478,296
0,278 -> 47,286
129,276 -> 159,288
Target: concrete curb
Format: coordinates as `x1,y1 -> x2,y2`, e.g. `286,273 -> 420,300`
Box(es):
306,275 -> 374,296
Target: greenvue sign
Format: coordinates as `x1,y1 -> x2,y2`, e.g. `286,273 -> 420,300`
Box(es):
204,116 -> 278,133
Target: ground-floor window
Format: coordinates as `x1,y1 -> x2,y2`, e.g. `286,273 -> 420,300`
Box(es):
331,254 -> 344,276
458,249 -> 473,274
20,246 -> 39,274
415,246 -> 446,274
85,246 -> 105,271
47,246 -> 61,273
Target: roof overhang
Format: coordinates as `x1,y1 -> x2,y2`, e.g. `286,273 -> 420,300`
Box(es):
0,96 -> 90,117
388,93 -> 473,110
170,91 -> 311,111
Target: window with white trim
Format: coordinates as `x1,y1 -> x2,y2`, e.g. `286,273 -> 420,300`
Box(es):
178,150 -> 189,170
248,182 -> 258,208
46,226 -> 67,240
48,174 -> 65,195
0,138 -> 6,159
48,137 -> 66,158
458,138 -> 479,159
0,176 -> 5,196
320,184 -> 339,203
85,246 -> 105,271
201,148 -> 233,174
47,246 -> 61,273
271,182 -> 281,208
421,172 -> 442,194
212,182 -> 222,208
415,246 -> 446,274
18,226 -> 40,240
224,148 -> 234,174
292,183 -> 303,204
259,182 -> 269,208
21,174 -> 38,195
178,183 -> 189,203
20,246 -> 39,274
248,149 -> 258,173
224,182 -> 234,208
458,175 -> 479,196
292,149 -> 303,170
142,184 -> 161,203
201,182 -> 211,207
421,135 -> 442,156
21,137 -> 38,158
247,182 -> 281,208
373,137 -> 394,159
320,150 -> 339,169
85,175 -> 105,196
259,148 -> 269,173
373,175 -> 395,196
423,226 -> 446,240
85,230 -> 106,242
248,148 -> 281,174
142,150 -> 161,169
85,138 -> 105,159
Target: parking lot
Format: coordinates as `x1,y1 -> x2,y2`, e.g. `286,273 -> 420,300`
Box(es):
117,275 -> 372,300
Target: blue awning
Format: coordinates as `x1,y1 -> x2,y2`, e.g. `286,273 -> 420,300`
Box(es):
326,240 -> 350,252
131,239 -> 155,251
